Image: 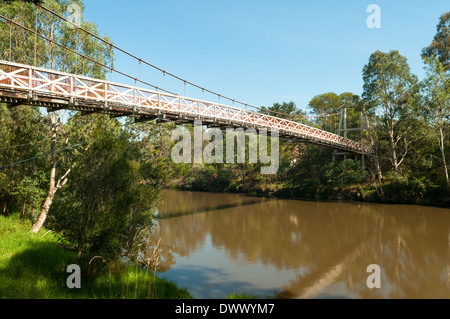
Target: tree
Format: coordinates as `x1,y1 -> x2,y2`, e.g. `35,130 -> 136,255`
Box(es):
422,11 -> 450,70
0,105 -> 48,217
0,0 -> 116,232
30,111 -> 72,233
308,92 -> 362,136
0,1 -> 43,64
1,0 -> 43,4
36,0 -> 114,77
0,0 -> 113,73
260,101 -> 306,121
48,115 -> 159,270
362,50 -> 419,172
420,56 -> 450,190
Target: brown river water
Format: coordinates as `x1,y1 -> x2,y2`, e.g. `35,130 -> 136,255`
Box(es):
146,189 -> 450,299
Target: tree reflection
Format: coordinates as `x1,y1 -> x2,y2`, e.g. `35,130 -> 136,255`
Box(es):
145,190 -> 450,298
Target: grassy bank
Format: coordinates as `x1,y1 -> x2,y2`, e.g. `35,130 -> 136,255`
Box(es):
0,215 -> 192,299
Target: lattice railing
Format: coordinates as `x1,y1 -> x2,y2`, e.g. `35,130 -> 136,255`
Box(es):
0,60 -> 373,154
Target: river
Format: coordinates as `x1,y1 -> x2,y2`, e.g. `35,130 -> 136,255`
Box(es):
145,189 -> 450,299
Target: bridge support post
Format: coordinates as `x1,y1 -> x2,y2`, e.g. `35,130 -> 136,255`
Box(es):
361,111 -> 365,169
334,106 -> 367,169
343,106 -> 347,161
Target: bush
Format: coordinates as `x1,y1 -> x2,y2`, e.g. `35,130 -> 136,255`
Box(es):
48,118 -> 160,273
323,159 -> 365,188
190,164 -> 236,192
382,171 -> 440,204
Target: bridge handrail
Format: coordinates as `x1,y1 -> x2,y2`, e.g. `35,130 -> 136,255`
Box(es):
0,60 -> 373,154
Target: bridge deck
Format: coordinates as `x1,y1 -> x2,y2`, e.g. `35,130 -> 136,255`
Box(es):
0,60 -> 373,154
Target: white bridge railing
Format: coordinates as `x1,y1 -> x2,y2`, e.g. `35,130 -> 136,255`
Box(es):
0,60 -> 373,154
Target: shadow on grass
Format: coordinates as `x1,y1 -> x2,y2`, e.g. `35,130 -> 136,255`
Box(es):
0,240 -> 77,299
0,240 -> 192,299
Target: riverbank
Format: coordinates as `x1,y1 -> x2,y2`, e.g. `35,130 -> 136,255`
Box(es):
173,177 -> 450,209
0,215 -> 192,299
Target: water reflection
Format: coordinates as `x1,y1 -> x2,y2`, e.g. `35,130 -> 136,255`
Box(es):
145,190 -> 450,299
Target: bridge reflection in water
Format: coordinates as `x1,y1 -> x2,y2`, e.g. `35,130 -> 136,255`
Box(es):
146,190 -> 450,299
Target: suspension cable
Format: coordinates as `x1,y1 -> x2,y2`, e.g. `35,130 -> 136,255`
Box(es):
3,6 -> 341,121
37,4 -> 338,120
0,14 -> 176,95
0,142 -> 86,170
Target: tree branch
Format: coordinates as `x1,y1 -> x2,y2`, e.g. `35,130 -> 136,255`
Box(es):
396,137 -> 409,167
56,165 -> 72,189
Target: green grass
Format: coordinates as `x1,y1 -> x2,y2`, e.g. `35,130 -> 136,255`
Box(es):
76,266 -> 193,299
226,292 -> 260,299
0,215 -> 192,299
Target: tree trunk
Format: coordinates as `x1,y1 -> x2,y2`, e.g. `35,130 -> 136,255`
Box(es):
31,185 -> 57,234
2,202 -> 7,216
158,124 -> 163,158
31,112 -> 72,233
31,114 -> 57,234
374,154 -> 385,200
388,129 -> 399,172
439,127 -> 450,192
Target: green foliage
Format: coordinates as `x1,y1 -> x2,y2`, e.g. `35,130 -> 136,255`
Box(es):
1,0 -> 43,4
284,146 -> 331,199
11,174 -> 47,220
382,171 -> 440,204
48,116 -> 160,271
0,105 -> 49,217
308,92 -> 362,137
323,159 -> 364,188
260,101 -> 305,120
420,56 -> 449,128
0,0 -> 113,77
363,50 -> 419,107
362,50 -> 420,172
422,11 -> 450,70
190,164 -> 235,192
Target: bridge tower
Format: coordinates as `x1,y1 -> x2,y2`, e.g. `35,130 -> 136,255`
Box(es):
332,105 -> 366,168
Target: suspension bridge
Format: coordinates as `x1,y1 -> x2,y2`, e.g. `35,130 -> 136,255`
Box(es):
0,5 -> 374,155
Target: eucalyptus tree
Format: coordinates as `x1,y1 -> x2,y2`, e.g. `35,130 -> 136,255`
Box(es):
0,105 -> 48,217
422,11 -> 450,71
48,115 -> 159,269
308,92 -> 362,135
420,57 -> 450,190
362,50 -> 419,172
0,0 -> 114,232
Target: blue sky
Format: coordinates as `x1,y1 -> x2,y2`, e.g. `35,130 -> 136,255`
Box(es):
83,0 -> 449,114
